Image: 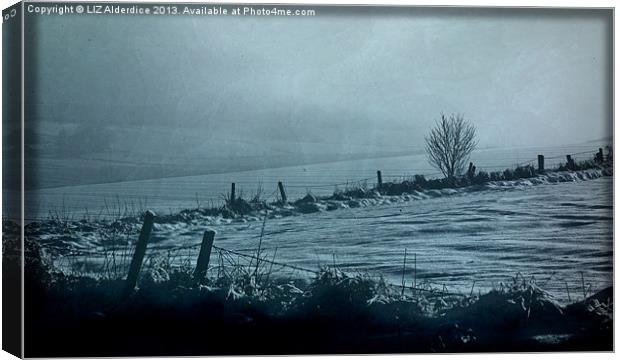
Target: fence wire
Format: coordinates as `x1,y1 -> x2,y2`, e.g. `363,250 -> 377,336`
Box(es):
12,147 -> 609,298
14,148 -> 606,223
29,239 -> 467,297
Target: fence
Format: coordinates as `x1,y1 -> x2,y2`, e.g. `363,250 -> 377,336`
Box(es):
12,147 -> 612,296
28,216 -> 468,298
191,147 -> 610,206
14,147 -> 610,224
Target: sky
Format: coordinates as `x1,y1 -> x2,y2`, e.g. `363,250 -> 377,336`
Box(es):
23,6 -> 613,182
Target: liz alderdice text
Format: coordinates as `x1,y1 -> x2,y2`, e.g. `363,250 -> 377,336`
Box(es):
25,4 -> 317,17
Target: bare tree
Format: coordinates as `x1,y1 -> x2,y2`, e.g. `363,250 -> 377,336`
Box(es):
425,113 -> 478,180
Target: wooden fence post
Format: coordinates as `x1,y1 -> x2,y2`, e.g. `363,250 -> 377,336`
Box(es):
124,210 -> 155,296
467,162 -> 476,179
377,170 -> 383,189
566,155 -> 575,170
194,229 -> 216,282
230,183 -> 236,204
277,181 -> 287,204
537,155 -> 544,173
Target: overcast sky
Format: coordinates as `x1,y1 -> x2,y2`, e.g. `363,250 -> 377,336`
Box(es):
26,6 -> 612,161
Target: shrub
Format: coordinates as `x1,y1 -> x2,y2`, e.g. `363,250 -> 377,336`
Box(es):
513,165 -> 536,179
502,169 -> 514,181
489,171 -> 502,181
473,171 -> 490,184
414,175 -> 428,186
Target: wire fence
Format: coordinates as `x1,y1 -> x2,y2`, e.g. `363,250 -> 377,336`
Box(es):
20,232 -> 469,298
6,147 -> 610,224
7,147 -> 611,298
23,234 -> 603,302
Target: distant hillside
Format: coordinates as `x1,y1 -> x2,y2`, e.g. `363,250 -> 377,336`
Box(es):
26,142 -> 423,190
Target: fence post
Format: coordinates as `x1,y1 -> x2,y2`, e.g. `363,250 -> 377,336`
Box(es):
124,210 -> 155,297
377,170 -> 383,189
277,181 -> 287,204
467,162 -> 475,179
194,229 -> 216,283
566,155 -> 574,170
230,183 -> 236,204
537,155 -> 544,173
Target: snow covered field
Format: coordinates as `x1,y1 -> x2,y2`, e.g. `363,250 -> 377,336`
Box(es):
29,168 -> 612,303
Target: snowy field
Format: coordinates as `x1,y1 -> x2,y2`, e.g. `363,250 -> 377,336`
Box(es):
28,169 -> 612,304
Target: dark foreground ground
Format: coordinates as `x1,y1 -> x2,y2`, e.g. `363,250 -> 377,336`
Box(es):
13,229 -> 611,357
24,276 -> 613,356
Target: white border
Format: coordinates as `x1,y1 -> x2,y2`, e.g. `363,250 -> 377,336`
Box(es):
0,1 -> 615,360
